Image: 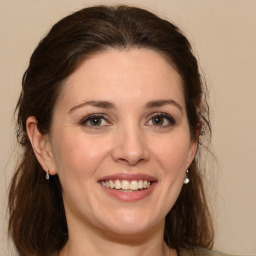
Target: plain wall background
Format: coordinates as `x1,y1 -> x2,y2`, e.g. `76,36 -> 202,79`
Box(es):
1,0 -> 255,255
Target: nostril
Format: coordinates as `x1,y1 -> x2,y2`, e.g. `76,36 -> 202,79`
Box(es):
111,131 -> 150,165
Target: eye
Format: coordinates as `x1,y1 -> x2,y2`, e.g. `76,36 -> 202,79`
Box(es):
80,114 -> 110,128
146,113 -> 176,127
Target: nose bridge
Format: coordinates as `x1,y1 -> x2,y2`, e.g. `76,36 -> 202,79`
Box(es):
112,120 -> 149,165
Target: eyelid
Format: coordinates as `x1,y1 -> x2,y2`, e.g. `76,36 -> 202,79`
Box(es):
79,112 -> 176,129
79,113 -> 112,127
146,112 -> 176,127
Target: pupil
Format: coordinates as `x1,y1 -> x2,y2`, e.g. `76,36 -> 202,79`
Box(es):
153,116 -> 163,125
90,118 -> 101,126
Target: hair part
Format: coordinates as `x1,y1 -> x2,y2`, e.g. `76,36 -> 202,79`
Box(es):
9,5 -> 213,256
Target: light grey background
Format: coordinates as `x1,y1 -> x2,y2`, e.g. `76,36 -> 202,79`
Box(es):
1,1 -> 256,255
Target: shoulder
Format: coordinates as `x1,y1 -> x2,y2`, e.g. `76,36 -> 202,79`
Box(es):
179,247 -> 245,256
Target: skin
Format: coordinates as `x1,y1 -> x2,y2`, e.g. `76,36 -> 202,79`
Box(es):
27,48 -> 197,256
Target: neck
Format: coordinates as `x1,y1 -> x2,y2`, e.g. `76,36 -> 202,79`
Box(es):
59,218 -> 176,256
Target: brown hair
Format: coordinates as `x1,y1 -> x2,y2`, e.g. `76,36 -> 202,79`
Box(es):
9,5 -> 213,256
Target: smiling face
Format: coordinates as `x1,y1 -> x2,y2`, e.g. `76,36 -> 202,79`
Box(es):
46,48 -> 197,237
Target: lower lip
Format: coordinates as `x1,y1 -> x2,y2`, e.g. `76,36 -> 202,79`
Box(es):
100,182 -> 157,202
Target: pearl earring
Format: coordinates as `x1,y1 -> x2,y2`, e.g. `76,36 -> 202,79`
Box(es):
184,164 -> 189,184
46,169 -> 50,180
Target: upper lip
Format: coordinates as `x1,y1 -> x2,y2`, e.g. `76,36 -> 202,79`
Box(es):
99,173 -> 157,182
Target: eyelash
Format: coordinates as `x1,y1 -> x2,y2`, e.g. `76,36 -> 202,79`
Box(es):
79,113 -> 176,129
146,113 -> 176,128
80,114 -> 110,128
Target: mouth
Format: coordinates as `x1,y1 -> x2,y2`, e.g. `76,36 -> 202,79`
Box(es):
98,173 -> 157,202
100,179 -> 152,192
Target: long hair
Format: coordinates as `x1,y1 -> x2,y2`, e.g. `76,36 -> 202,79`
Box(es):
8,5 -> 213,256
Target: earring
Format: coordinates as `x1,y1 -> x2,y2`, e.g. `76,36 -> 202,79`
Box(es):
184,164 -> 189,184
46,169 -> 50,180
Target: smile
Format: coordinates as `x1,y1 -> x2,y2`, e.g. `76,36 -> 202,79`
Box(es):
98,173 -> 157,201
100,180 -> 151,191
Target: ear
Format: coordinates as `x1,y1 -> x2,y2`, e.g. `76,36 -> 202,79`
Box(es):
187,124 -> 201,166
188,139 -> 198,166
26,116 -> 57,176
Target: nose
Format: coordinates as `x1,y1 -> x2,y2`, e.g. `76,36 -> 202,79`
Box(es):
111,124 -> 150,166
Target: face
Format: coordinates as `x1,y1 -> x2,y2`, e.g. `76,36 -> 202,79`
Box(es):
47,49 -> 197,237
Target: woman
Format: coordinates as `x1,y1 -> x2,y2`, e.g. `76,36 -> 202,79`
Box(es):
8,5 -> 227,256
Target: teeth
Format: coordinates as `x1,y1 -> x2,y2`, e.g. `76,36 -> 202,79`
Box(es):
138,180 -> 144,189
130,181 -> 138,190
109,180 -> 115,189
121,180 -> 129,190
101,179 -> 152,191
115,180 -> 122,189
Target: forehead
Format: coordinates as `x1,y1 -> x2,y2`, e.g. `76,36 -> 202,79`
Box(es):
55,48 -> 185,110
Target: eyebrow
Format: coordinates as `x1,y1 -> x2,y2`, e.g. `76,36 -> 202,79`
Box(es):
69,100 -> 116,113
68,99 -> 182,113
145,99 -> 183,112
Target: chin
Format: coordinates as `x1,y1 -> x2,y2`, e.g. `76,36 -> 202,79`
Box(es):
98,210 -> 163,237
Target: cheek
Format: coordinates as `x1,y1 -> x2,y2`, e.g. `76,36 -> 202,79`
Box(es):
150,133 -> 191,174
51,131 -> 110,181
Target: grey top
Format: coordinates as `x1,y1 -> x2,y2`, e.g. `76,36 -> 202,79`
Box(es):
52,247 -> 248,256
179,247 -> 249,256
